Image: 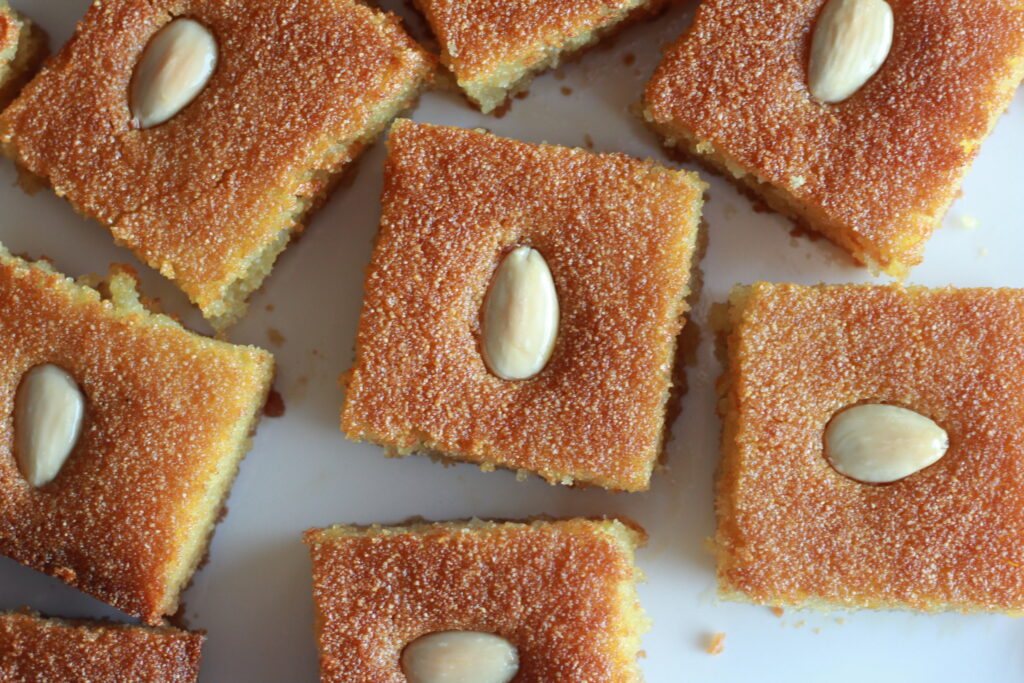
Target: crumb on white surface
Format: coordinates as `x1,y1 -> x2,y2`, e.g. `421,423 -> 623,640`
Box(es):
958,214 -> 980,230
705,632 -> 726,655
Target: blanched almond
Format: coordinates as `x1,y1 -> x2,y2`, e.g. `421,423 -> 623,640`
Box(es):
130,18 -> 218,129
824,404 -> 947,484
481,246 -> 559,381
808,0 -> 893,103
401,631 -> 519,683
14,364 -> 85,487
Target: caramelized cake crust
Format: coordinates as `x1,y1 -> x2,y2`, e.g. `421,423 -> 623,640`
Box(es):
0,612 -> 203,683
645,0 -> 1024,276
718,283 -> 1024,613
0,1 -> 47,109
412,0 -> 670,113
0,246 -> 273,623
306,518 -> 648,682
341,120 -> 704,491
0,0 -> 432,328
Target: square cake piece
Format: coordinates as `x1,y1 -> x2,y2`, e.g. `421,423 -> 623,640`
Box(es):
305,518 -> 648,682
0,1 -> 47,109
412,0 -> 670,113
644,0 -> 1024,277
0,611 -> 203,682
717,282 -> 1024,613
0,0 -> 433,329
0,245 -> 274,624
341,120 -> 704,492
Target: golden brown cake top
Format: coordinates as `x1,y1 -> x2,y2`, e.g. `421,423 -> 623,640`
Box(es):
718,282 -> 1024,612
305,518 -> 648,682
0,612 -> 202,682
645,0 -> 1024,274
341,120 -> 704,491
0,246 -> 274,623
0,0 -> 432,321
413,0 -> 654,81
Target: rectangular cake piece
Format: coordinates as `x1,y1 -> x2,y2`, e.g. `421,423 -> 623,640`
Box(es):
0,611 -> 203,682
412,0 -> 670,113
0,1 -> 47,109
305,518 -> 649,682
0,244 -> 274,624
341,120 -> 705,492
717,282 -> 1024,613
0,0 -> 433,329
644,0 -> 1024,277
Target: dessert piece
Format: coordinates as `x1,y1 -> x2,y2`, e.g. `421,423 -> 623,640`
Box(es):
341,120 -> 704,492
0,244 -> 274,624
644,0 -> 1024,277
412,0 -> 671,113
0,1 -> 47,109
305,518 -> 649,682
0,0 -> 433,329
717,282 -> 1024,613
0,611 -> 203,682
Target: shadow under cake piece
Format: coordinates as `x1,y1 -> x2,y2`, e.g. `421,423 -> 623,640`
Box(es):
0,1 -> 47,110
0,611 -> 203,683
341,120 -> 705,492
411,0 -> 671,114
717,282 -> 1024,613
305,518 -> 648,682
0,245 -> 274,624
0,0 -> 433,330
644,0 -> 1024,277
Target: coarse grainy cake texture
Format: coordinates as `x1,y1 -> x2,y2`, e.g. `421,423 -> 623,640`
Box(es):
0,0 -> 433,329
341,119 -> 705,492
717,282 -> 1024,614
412,0 -> 671,113
0,1 -> 47,109
305,518 -> 649,682
0,611 -> 203,683
0,245 -> 274,624
644,0 -> 1024,277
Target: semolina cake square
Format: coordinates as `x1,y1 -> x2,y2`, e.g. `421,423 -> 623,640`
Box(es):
0,611 -> 203,682
305,518 -> 649,682
0,244 -> 274,624
341,120 -> 705,492
644,0 -> 1024,277
0,0 -> 433,330
0,1 -> 47,110
717,282 -> 1024,614
412,0 -> 672,114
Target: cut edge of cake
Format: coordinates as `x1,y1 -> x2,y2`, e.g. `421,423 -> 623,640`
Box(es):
414,0 -> 671,114
642,38 -> 1024,280
204,42 -> 434,330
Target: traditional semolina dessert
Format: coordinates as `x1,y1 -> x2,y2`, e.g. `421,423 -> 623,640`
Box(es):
0,611 -> 203,682
0,244 -> 274,624
305,518 -> 649,682
411,0 -> 671,113
0,1 -> 47,110
341,120 -> 705,492
644,0 -> 1024,277
0,0 -> 433,329
717,282 -> 1024,613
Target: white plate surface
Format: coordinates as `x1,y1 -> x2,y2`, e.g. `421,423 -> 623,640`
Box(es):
2,2 -> 1023,681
